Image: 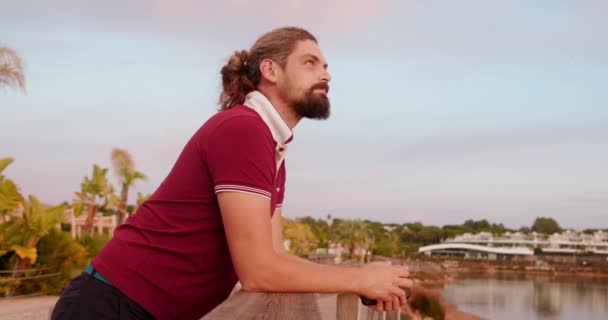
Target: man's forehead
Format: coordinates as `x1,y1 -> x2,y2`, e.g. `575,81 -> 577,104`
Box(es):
292,40 -> 327,63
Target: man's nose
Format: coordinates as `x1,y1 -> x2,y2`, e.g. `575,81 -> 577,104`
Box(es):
321,69 -> 331,83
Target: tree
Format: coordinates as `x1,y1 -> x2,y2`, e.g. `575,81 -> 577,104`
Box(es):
418,226 -> 444,245
463,219 -> 490,230
519,226 -> 531,234
6,196 -> 66,295
297,216 -> 331,249
375,228 -> 401,258
282,218 -> 317,256
0,157 -> 24,219
111,149 -> 147,224
73,165 -> 115,234
387,229 -> 401,257
334,219 -> 371,260
531,217 -> 562,235
0,157 -> 24,260
0,45 -> 26,93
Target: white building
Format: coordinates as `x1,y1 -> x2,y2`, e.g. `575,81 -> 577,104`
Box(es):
419,230 -> 608,259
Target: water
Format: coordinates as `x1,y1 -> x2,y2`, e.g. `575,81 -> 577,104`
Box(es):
441,275 -> 608,320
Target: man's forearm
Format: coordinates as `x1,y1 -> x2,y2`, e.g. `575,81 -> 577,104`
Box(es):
243,252 -> 361,295
278,251 -> 317,265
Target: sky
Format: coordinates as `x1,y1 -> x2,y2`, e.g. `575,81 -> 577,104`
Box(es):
1,0 -> 607,230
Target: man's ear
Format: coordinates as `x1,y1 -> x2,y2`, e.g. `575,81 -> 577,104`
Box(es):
259,58 -> 279,84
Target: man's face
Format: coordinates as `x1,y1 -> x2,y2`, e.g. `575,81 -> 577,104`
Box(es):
277,40 -> 332,119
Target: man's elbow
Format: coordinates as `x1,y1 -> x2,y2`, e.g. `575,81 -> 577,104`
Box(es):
240,278 -> 265,292
240,272 -> 275,292
238,255 -> 280,292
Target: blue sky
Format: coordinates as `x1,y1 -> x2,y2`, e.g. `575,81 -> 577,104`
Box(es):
1,0 -> 607,229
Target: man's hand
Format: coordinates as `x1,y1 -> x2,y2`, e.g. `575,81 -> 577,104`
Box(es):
356,262 -> 412,312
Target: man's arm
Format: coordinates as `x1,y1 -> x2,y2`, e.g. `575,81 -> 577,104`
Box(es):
217,192 -> 410,301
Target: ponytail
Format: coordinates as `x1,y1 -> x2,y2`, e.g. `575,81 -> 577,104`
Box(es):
219,50 -> 255,110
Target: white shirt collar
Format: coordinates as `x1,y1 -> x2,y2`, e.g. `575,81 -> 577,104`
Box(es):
243,91 -> 293,145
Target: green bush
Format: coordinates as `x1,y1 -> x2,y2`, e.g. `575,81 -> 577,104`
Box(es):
18,229 -> 88,295
78,233 -> 110,259
374,238 -> 396,257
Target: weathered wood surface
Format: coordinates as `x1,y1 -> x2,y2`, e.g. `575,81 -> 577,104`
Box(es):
201,290 -> 401,320
201,290 -> 322,320
336,294 -> 359,320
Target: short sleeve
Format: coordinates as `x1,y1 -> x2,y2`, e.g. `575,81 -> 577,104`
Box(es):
206,116 -> 276,200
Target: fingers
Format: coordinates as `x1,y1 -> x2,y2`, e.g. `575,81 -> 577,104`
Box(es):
369,293 -> 407,313
372,300 -> 384,312
399,292 -> 406,305
392,296 -> 400,312
389,286 -> 406,302
396,277 -> 413,290
379,295 -> 401,312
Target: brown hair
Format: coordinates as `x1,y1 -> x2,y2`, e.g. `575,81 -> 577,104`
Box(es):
218,27 -> 317,110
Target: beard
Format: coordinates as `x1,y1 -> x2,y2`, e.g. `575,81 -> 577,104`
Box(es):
293,83 -> 331,120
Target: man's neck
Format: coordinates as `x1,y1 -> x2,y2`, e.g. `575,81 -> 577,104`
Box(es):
257,88 -> 301,130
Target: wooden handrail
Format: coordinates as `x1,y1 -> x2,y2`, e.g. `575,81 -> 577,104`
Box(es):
202,290 -> 400,320
202,290 -> 323,320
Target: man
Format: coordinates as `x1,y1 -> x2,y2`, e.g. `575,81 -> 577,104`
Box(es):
52,26 -> 412,320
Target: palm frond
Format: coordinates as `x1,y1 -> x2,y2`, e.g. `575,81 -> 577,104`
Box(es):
0,45 -> 26,93
0,157 -> 15,175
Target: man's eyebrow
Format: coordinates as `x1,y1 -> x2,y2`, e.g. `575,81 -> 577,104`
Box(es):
302,54 -> 328,69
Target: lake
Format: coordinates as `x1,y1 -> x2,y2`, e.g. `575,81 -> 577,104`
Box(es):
441,275 -> 608,320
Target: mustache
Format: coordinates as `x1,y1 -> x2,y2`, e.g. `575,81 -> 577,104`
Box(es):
310,83 -> 329,94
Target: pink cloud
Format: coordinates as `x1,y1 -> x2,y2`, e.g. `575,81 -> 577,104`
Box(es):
91,0 -> 400,41
147,0 -> 395,26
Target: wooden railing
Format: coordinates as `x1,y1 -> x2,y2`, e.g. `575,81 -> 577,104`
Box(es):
201,290 -> 402,320
202,256 -> 406,320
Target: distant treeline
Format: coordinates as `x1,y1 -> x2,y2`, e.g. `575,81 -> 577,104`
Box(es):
284,215 -> 607,258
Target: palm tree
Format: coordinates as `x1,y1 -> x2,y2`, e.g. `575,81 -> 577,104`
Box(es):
335,219 -> 372,260
387,228 -> 401,258
73,165 -> 113,234
0,158 -> 24,219
0,45 -> 26,93
0,158 -> 24,259
10,196 -> 66,272
7,196 -> 66,295
111,149 -> 146,224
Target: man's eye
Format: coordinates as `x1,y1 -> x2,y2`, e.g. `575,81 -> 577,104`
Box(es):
306,60 -> 314,65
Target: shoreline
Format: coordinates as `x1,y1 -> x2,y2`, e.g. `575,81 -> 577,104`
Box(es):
404,258 -> 608,319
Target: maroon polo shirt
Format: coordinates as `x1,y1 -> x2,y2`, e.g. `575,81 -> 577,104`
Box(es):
92,91 -> 292,320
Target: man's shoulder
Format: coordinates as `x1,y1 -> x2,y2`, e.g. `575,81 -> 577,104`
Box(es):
207,105 -> 263,127
203,105 -> 272,141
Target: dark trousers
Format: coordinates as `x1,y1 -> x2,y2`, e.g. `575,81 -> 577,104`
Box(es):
51,272 -> 155,320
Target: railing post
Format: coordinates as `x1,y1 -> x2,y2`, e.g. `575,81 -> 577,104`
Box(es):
361,305 -> 384,320
336,293 -> 359,320
386,310 -> 400,320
